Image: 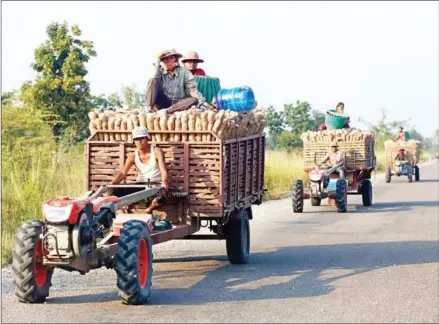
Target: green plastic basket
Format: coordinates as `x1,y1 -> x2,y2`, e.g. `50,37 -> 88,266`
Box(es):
194,76 -> 221,105
325,109 -> 349,130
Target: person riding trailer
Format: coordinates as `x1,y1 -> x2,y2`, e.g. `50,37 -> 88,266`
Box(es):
181,51 -> 206,76
319,102 -> 351,130
393,126 -> 407,141
145,49 -> 214,114
317,141 -> 346,179
110,127 -> 169,214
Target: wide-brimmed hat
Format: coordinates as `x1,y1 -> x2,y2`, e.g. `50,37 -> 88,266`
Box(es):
399,148 -> 405,152
160,49 -> 183,60
132,126 -> 151,140
330,141 -> 339,147
181,51 -> 204,63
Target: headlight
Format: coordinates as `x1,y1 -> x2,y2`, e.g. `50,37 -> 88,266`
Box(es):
43,203 -> 73,223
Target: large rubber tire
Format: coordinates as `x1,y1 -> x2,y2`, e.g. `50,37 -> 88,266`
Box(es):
12,220 -> 53,303
311,197 -> 321,206
385,166 -> 392,183
361,179 -> 373,207
115,220 -> 153,305
225,208 -> 250,265
292,180 -> 304,213
415,166 -> 420,181
335,180 -> 347,213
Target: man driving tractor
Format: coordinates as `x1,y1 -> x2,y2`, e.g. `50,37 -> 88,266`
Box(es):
181,51 -> 206,76
394,148 -> 408,161
110,127 -> 169,214
317,141 -> 346,179
145,49 -> 213,114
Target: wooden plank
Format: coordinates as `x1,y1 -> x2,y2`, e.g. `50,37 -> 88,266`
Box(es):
91,146 -> 120,152
189,182 -> 220,188
90,169 -> 118,175
184,143 -> 189,194
189,199 -> 221,205
189,188 -> 220,194
86,143 -> 91,190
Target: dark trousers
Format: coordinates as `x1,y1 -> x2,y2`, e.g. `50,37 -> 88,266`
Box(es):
145,78 -> 198,113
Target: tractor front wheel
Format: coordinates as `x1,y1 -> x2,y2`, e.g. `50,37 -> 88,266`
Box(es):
115,220 -> 153,305
335,180 -> 347,213
292,180 -> 304,213
311,197 -> 321,206
12,221 -> 53,303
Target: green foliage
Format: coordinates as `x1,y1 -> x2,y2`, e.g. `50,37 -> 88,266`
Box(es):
121,85 -> 145,109
20,21 -> 96,141
267,100 -> 325,149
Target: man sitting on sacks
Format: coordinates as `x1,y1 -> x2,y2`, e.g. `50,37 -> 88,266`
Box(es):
393,126 -> 407,141
318,102 -> 351,130
109,127 -> 169,214
181,51 -> 206,76
317,141 -> 346,179
145,49 -> 214,114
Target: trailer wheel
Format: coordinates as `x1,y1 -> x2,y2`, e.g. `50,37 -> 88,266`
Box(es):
311,197 -> 321,206
335,180 -> 347,213
414,166 -> 420,181
115,220 -> 153,305
292,180 -> 304,213
385,166 -> 392,183
361,179 -> 373,207
12,220 -> 53,303
225,208 -> 250,265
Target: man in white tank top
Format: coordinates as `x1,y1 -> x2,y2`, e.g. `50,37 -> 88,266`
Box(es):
110,127 -> 169,214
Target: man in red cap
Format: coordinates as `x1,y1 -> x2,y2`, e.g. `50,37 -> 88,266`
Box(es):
395,148 -> 408,161
145,49 -> 213,114
181,51 -> 206,76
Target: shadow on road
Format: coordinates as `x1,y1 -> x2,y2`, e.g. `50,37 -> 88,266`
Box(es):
147,240 -> 438,306
44,240 -> 438,305
355,201 -> 439,214
417,179 -> 439,183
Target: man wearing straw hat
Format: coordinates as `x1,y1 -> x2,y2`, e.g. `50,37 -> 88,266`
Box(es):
181,51 -> 206,76
109,127 -> 168,214
318,141 -> 346,179
145,49 -> 213,114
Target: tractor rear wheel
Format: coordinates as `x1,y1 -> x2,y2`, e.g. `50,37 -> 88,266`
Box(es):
225,208 -> 250,265
12,220 -> 53,303
335,180 -> 347,213
361,179 -> 373,207
115,220 -> 153,305
292,180 -> 304,213
385,166 -> 392,183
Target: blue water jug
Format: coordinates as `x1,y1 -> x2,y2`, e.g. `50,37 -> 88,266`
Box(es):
215,86 -> 255,112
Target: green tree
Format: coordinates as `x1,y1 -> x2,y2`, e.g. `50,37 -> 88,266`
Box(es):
20,22 -> 96,141
122,85 -> 145,108
310,109 -> 325,129
277,131 -> 300,149
266,105 -> 285,149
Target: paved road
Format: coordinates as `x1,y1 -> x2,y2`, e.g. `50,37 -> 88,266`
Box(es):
2,162 -> 438,323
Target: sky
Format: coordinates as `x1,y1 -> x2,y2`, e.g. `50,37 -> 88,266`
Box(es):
2,1 -> 438,137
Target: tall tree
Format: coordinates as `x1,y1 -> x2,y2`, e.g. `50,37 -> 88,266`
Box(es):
20,22 -> 96,141
266,105 -> 285,149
